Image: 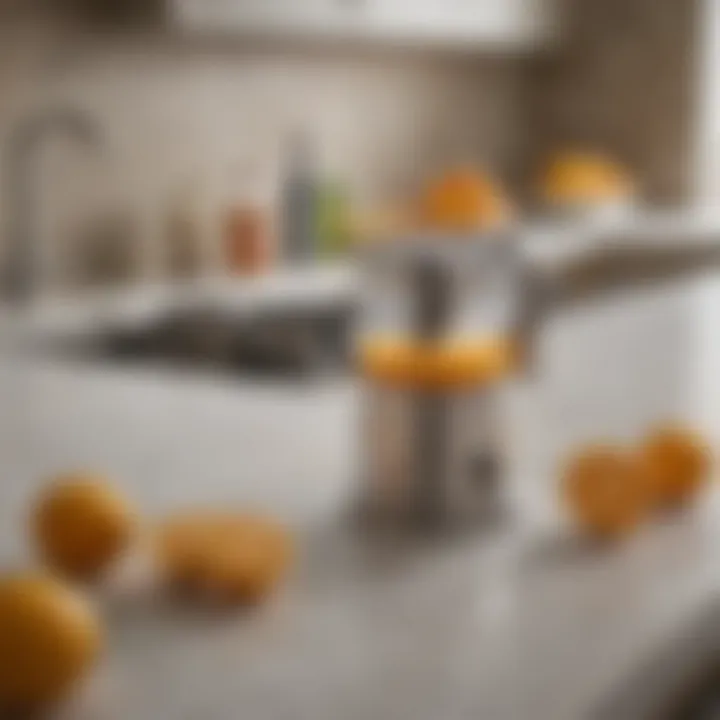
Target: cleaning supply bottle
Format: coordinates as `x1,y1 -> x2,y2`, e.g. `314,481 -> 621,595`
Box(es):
316,180 -> 353,260
280,131 -> 318,263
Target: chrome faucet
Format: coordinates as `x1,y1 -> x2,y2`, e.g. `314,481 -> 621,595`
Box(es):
2,108 -> 101,302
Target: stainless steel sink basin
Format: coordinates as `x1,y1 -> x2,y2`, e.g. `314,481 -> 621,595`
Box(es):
43,302 -> 355,377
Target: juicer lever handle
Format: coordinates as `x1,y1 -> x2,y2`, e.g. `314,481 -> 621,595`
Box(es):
517,227 -> 720,364
543,240 -> 720,311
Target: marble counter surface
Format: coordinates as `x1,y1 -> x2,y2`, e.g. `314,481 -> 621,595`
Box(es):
1,280 -> 720,720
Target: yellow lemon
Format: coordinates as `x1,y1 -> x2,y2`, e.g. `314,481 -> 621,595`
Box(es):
539,150 -> 635,206
157,512 -> 293,607
640,426 -> 711,507
33,473 -> 136,581
562,444 -> 652,539
0,573 -> 101,711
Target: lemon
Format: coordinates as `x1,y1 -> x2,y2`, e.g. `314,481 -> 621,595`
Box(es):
157,512 -> 293,606
641,426 -> 711,507
32,473 -> 136,580
0,573 -> 101,711
562,444 -> 652,539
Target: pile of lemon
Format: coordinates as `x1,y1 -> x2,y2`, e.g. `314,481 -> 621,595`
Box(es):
562,425 -> 712,539
0,474 -> 292,714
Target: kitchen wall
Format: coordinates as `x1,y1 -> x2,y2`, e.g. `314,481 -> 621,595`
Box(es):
0,11 -> 528,286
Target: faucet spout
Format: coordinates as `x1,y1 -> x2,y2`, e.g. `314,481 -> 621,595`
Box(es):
2,107 -> 102,304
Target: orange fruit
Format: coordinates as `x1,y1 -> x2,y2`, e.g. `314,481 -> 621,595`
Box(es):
562,444 -> 652,539
0,573 -> 101,711
421,167 -> 512,232
32,473 -> 136,581
157,512 -> 293,606
640,426 -> 711,507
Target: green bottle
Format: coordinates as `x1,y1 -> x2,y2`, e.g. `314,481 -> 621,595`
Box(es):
315,182 -> 353,260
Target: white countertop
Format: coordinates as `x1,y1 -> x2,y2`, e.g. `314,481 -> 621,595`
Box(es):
1,275 -> 720,719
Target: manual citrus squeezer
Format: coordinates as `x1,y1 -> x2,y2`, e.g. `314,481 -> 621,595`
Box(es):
355,217 -> 720,530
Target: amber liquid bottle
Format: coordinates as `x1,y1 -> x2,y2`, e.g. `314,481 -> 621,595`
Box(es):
222,160 -> 275,276
225,206 -> 273,276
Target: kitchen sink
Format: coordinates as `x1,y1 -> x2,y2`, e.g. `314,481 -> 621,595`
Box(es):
45,302 -> 356,377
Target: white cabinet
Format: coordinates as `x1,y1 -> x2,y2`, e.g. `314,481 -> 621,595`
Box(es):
173,0 -> 371,36
367,0 -> 556,47
172,0 -> 560,50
